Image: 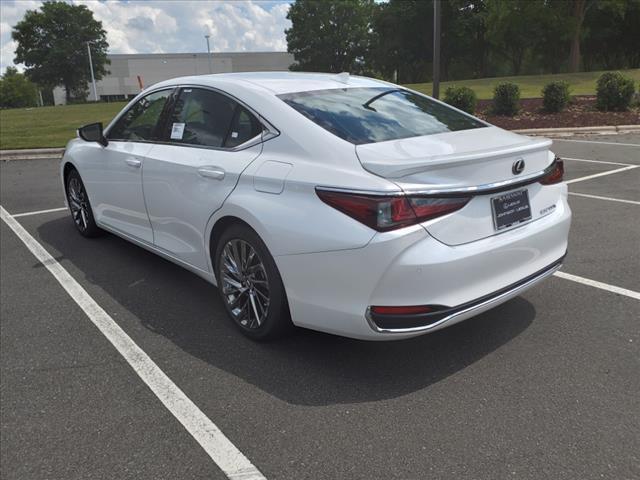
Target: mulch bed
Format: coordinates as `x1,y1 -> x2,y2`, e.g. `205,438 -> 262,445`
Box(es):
476,95 -> 640,130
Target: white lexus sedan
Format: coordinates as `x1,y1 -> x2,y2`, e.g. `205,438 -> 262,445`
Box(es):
61,72 -> 571,341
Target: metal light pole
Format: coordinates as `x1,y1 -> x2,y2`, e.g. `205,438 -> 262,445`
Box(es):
205,35 -> 213,74
432,0 -> 441,99
87,42 -> 98,101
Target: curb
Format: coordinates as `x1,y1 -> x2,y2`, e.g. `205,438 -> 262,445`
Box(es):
1,124 -> 638,160
0,147 -> 65,161
514,124 -> 640,137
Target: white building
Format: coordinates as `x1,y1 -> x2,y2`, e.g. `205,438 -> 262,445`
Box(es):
53,51 -> 294,104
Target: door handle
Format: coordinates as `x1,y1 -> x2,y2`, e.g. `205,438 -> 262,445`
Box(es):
125,157 -> 142,168
197,167 -> 225,180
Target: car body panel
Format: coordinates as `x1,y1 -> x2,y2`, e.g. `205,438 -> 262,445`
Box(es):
65,139 -> 155,243
142,142 -> 262,271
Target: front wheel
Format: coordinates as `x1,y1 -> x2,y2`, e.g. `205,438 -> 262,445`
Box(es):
66,169 -> 102,237
215,224 -> 292,341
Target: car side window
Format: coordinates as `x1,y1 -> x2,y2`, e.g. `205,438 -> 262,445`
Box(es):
224,106 -> 263,148
108,89 -> 171,141
167,88 -> 237,148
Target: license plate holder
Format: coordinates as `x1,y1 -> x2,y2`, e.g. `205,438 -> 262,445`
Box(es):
491,189 -> 532,231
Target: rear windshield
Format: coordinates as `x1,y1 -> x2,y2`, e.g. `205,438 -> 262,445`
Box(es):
278,87 -> 486,145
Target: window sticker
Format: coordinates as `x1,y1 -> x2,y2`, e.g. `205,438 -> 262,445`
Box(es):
231,131 -> 239,138
171,122 -> 185,140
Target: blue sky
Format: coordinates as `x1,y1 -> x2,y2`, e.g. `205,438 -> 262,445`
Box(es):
0,0 -> 294,74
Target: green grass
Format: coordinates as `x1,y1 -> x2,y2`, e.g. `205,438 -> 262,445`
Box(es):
1,69 -> 639,149
0,102 -> 126,150
405,69 -> 640,100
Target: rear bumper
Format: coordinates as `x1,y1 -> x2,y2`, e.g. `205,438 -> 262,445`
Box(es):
366,253 -> 564,334
275,194 -> 571,340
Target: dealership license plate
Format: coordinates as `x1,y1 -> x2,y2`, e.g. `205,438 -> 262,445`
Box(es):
491,189 -> 532,231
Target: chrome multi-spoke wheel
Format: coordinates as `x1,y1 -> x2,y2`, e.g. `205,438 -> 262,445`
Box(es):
67,176 -> 90,232
215,224 -> 291,340
220,239 -> 270,329
66,169 -> 100,237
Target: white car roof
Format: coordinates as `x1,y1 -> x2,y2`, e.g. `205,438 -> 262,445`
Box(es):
152,71 -> 391,95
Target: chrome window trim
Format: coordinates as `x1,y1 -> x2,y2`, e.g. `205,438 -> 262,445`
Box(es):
316,159 -> 559,198
104,83 -> 280,152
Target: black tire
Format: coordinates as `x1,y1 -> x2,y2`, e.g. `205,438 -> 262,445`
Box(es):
215,224 -> 292,341
65,168 -> 102,238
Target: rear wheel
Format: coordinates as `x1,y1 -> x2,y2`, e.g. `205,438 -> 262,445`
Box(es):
66,169 -> 101,237
215,224 -> 292,340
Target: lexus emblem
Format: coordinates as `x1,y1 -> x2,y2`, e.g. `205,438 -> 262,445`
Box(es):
512,159 -> 525,175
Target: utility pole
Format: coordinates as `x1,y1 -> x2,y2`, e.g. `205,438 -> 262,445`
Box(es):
205,35 -> 213,74
87,42 -> 98,101
432,0 -> 441,99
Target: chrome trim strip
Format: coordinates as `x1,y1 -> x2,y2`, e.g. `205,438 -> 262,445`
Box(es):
365,261 -> 562,334
318,159 -> 559,198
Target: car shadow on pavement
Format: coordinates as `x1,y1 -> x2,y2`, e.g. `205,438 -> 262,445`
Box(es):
38,217 -> 535,406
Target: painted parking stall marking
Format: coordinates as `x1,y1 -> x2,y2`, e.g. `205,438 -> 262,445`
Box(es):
565,165 -> 639,184
0,205 -> 267,480
12,206 -> 68,217
568,192 -> 640,205
554,271 -> 640,301
562,157 -> 633,167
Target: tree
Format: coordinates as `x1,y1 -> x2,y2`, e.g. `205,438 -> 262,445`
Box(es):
286,0 -> 375,73
583,0 -> 639,70
0,67 -> 38,108
371,0 -> 433,83
12,1 -> 109,102
486,0 -> 547,76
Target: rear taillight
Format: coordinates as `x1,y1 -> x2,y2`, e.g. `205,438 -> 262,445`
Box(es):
539,159 -> 564,185
316,189 -> 470,232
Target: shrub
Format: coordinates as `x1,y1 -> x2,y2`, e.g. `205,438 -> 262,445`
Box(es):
443,86 -> 477,114
596,72 -> 635,111
492,82 -> 520,116
542,81 -> 571,113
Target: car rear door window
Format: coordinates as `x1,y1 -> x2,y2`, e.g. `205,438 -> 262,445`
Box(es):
108,89 -> 171,141
166,88 -> 238,148
224,106 -> 263,148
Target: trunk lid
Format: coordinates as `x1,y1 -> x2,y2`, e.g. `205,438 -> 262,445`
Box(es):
355,127 -> 558,245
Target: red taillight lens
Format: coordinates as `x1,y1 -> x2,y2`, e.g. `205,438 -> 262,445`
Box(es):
539,159 -> 564,185
316,189 -> 470,232
371,305 -> 434,315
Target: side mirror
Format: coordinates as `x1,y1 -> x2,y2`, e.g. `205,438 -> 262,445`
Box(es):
78,122 -> 108,147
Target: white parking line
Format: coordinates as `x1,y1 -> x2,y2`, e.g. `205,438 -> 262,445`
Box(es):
554,139 -> 640,147
566,165 -> 639,184
562,157 -> 633,167
0,205 -> 267,480
568,192 -> 640,205
554,271 -> 640,300
12,207 -> 68,218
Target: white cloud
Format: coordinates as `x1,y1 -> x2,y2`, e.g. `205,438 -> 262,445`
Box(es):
1,0 -> 291,74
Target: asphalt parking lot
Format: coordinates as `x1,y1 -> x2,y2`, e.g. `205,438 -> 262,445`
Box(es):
1,134 -> 639,480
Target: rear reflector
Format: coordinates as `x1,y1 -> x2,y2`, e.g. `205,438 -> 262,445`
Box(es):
539,159 -> 564,185
316,189 -> 470,232
370,305 -> 434,315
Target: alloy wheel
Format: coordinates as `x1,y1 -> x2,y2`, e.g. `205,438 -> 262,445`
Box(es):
220,239 -> 270,329
67,177 -> 90,232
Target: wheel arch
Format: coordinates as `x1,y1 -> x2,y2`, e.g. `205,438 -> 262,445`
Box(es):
61,161 -> 77,194
207,212 -> 273,276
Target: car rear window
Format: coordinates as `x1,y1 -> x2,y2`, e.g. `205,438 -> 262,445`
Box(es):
278,87 -> 486,145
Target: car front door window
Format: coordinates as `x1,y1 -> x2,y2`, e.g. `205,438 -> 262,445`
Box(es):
108,89 -> 171,141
